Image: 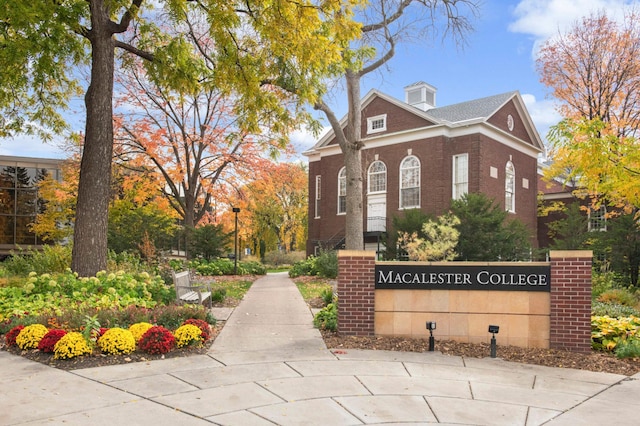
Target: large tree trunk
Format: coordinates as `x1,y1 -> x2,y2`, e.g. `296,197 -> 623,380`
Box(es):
71,2 -> 115,276
344,69 -> 364,251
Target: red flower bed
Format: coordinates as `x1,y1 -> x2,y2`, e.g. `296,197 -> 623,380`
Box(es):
5,325 -> 25,347
38,329 -> 67,353
138,326 -> 175,355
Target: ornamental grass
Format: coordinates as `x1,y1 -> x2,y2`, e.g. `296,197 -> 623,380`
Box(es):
98,328 -> 136,355
16,324 -> 49,350
174,324 -> 203,348
54,332 -> 92,359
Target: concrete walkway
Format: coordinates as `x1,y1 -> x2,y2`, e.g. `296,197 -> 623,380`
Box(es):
1,272 -> 640,425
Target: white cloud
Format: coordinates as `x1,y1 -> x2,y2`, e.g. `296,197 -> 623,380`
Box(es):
509,0 -> 637,54
521,93 -> 562,153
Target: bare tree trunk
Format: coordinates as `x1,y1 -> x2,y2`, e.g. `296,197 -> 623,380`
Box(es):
71,2 -> 115,276
343,70 -> 364,250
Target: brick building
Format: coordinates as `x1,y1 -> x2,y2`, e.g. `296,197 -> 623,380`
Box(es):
304,82 -> 545,257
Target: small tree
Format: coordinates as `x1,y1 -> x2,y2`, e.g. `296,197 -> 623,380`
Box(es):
398,213 -> 460,261
451,193 -> 532,261
386,209 -> 433,260
187,224 -> 231,261
546,202 -> 590,250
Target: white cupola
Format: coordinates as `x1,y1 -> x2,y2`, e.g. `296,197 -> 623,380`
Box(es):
404,81 -> 437,111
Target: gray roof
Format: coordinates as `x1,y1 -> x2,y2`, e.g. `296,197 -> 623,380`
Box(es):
426,91 -> 517,123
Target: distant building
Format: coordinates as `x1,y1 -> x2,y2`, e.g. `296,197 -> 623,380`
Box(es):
304,82 -> 545,257
0,156 -> 63,255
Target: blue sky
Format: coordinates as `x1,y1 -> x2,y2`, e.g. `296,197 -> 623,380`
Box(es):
1,0 -> 638,159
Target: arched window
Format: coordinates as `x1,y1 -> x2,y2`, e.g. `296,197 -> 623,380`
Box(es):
368,160 -> 387,194
337,167 -> 346,214
505,161 -> 515,212
400,156 -> 420,208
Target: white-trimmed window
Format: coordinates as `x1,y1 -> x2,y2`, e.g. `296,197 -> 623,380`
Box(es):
314,175 -> 321,218
367,114 -> 387,134
337,167 -> 346,214
400,156 -> 420,208
452,154 -> 468,200
368,160 -> 387,193
505,161 -> 515,212
588,205 -> 607,232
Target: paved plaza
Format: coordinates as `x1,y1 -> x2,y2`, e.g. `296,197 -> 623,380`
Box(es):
2,272 -> 639,425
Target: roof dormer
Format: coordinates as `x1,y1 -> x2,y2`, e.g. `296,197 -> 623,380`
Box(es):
405,81 -> 437,111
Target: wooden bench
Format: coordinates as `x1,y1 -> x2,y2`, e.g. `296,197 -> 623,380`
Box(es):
172,270 -> 212,308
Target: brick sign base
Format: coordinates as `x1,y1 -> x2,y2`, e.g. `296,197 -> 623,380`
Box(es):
337,250 -> 592,353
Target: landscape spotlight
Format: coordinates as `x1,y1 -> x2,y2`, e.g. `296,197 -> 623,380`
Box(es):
426,321 -> 436,351
488,325 -> 499,358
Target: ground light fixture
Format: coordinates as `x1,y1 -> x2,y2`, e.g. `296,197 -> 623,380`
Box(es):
488,325 -> 499,358
426,321 -> 436,352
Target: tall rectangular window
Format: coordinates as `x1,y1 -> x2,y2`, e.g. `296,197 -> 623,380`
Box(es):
400,156 -> 420,208
314,175 -> 321,218
337,168 -> 346,214
505,161 -> 515,212
452,154 -> 468,200
588,205 -> 607,232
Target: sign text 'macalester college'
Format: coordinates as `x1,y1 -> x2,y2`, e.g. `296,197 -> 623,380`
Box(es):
375,264 -> 550,291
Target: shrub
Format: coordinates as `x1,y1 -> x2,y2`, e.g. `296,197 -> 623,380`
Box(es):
592,301 -> 640,317
289,256 -> 316,278
128,322 -> 154,343
314,250 -> 338,279
321,287 -> 335,307
313,302 -> 337,331
182,318 -> 211,341
597,288 -> 638,306
5,325 -> 25,347
138,326 -> 175,355
38,329 -> 67,353
16,323 -> 49,350
592,315 -> 640,351
174,324 -> 203,348
615,338 -> 640,359
98,327 -> 136,355
54,332 -> 92,359
211,288 -> 226,304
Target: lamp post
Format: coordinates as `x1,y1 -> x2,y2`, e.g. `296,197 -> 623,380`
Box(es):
488,325 -> 499,358
426,321 -> 436,352
232,207 -> 240,275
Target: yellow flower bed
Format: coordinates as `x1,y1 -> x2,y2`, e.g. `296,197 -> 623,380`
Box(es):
98,328 -> 136,355
174,324 -> 203,348
16,324 -> 49,350
129,322 -> 153,343
591,315 -> 640,351
54,332 -> 92,359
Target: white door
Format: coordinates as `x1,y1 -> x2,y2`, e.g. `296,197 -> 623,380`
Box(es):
367,196 -> 386,232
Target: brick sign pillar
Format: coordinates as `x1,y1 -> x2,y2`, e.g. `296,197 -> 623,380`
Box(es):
549,250 -> 592,353
337,250 -> 375,336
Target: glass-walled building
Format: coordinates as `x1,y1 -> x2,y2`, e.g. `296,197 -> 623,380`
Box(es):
0,156 -> 63,255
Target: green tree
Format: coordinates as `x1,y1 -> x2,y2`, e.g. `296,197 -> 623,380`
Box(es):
590,210 -> 640,287
0,1 -> 361,276
546,202 -> 589,250
108,200 -> 177,256
451,193 -> 532,261
187,224 -> 231,261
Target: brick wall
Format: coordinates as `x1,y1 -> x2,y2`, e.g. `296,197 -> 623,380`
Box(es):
337,250 -> 376,335
549,250 -> 593,353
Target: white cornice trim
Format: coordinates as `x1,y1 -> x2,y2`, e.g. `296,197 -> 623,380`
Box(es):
306,121 -> 542,161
